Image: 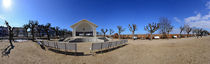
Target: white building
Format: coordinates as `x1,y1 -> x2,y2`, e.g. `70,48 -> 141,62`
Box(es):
71,19 -> 98,37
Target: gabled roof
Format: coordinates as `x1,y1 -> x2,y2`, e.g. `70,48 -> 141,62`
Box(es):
71,19 -> 98,28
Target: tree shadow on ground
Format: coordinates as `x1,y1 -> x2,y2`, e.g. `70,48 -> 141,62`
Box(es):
1,45 -> 15,57
39,45 -> 46,50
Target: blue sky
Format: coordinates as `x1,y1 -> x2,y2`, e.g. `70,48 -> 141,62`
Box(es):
0,0 -> 210,34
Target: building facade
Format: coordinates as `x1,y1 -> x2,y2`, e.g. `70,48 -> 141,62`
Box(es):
12,27 -> 27,37
0,26 -> 8,37
71,19 -> 98,37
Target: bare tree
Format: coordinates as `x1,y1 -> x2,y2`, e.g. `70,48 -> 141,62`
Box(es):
23,24 -> 29,38
59,29 -> 66,38
191,28 -> 209,38
51,27 -> 56,37
5,21 -> 14,47
129,24 -> 137,39
192,28 -> 199,38
196,28 -> 209,38
109,29 -> 114,37
167,26 -> 173,34
179,26 -> 185,38
202,30 -> 209,36
144,22 -> 160,40
2,21 -> 15,57
58,29 -> 71,38
158,17 -> 173,39
199,28 -> 204,38
184,24 -> 192,37
192,27 -> 198,37
117,26 -> 125,39
193,28 -> 204,38
101,28 -> 108,38
29,20 -> 38,41
55,26 -> 60,37
36,25 -> 44,38
44,23 -> 51,40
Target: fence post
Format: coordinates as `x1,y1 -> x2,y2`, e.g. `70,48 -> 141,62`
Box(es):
75,43 -> 77,56
54,42 -> 56,49
47,41 -> 49,47
65,43 -> 67,55
101,43 -> 103,54
91,43 -> 94,56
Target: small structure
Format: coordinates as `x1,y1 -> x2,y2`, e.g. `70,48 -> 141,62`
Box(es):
64,19 -> 106,42
71,19 -> 98,37
154,36 -> 160,39
172,35 -> 178,38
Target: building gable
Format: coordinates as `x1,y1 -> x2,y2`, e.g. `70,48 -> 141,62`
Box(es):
71,19 -> 98,28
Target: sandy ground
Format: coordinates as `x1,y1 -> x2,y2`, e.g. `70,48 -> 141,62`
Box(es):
0,36 -> 210,64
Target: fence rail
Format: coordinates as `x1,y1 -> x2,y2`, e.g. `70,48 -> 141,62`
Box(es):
91,39 -> 128,55
39,41 -> 77,55
37,39 -> 128,56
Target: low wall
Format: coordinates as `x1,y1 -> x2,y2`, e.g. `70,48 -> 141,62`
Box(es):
98,34 -> 196,39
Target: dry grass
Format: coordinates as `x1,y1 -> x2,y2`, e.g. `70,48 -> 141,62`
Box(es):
0,36 -> 210,64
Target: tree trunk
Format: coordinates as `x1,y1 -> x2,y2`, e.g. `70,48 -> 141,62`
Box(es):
196,35 -> 199,38
39,32 -> 41,39
47,31 -> 50,40
132,31 -> 134,39
9,29 -> 14,47
118,33 -> 120,39
150,33 -> 153,40
167,32 -> 170,39
56,31 -> 58,37
25,29 -> 28,38
32,28 -> 35,41
104,34 -> 106,38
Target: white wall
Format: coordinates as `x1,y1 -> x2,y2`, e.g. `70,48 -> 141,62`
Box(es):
75,23 -> 93,32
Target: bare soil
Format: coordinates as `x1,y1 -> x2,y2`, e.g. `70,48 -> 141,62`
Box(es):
0,36 -> 210,64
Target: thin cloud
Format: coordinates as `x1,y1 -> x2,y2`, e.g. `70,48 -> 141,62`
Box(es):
171,28 -> 180,34
206,1 -> 210,9
174,17 -> 181,23
0,16 -> 5,26
184,13 -> 210,29
0,16 -> 5,22
184,1 -> 210,30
